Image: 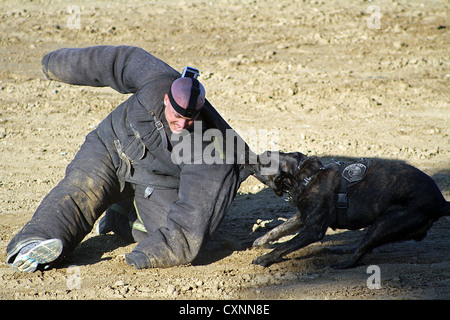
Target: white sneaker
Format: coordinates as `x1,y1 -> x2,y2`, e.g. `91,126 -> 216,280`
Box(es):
12,239 -> 63,273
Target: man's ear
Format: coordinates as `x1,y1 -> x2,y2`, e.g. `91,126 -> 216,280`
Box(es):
164,94 -> 170,107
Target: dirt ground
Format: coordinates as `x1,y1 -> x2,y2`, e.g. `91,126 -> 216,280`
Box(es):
0,0 -> 449,300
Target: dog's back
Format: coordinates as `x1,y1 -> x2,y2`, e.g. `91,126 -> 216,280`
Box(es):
338,159 -> 448,229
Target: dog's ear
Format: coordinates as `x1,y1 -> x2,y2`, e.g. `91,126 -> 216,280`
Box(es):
292,152 -> 307,165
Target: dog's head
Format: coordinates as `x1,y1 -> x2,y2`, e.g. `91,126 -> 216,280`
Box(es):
245,151 -> 308,196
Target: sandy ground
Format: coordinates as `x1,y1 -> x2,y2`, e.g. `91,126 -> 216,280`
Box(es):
0,0 -> 449,300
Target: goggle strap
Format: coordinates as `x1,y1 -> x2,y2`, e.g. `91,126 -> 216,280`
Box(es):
167,79 -> 201,118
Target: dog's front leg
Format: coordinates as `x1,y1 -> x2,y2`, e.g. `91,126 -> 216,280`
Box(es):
252,226 -> 323,267
253,214 -> 303,247
253,190 -> 333,267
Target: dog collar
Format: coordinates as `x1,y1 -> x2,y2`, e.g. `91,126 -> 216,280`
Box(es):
303,175 -> 313,186
285,172 -> 316,203
297,159 -> 315,186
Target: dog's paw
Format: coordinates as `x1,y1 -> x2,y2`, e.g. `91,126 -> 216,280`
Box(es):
323,246 -> 355,255
252,236 -> 266,248
252,255 -> 274,268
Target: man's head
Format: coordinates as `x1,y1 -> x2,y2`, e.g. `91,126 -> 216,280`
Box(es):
245,151 -> 307,196
164,77 -> 205,134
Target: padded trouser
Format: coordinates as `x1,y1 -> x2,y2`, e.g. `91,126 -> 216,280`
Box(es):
103,165 -> 242,268
7,130 -> 129,264
7,129 -> 245,268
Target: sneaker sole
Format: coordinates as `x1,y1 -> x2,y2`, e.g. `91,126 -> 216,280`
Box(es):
27,239 -> 63,264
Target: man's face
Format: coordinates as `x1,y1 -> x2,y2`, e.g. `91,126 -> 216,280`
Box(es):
164,94 -> 197,134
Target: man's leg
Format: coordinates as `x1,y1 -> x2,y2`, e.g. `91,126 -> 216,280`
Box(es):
7,130 -> 126,270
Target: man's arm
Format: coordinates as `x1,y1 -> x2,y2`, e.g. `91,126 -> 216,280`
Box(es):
41,45 -> 179,94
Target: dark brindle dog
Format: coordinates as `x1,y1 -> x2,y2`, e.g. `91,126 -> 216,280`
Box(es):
246,151 -> 450,268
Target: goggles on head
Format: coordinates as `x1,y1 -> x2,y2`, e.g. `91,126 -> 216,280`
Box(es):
168,67 -> 202,118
